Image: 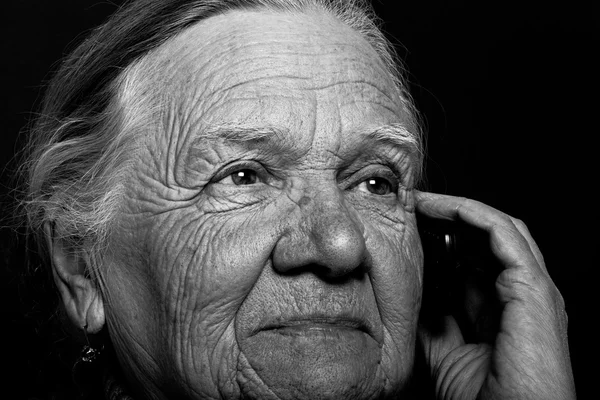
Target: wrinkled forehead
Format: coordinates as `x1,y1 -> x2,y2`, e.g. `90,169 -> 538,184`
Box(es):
118,6 -> 421,172
135,7 -> 406,115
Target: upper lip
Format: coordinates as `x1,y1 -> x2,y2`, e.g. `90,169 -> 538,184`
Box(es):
255,313 -> 374,337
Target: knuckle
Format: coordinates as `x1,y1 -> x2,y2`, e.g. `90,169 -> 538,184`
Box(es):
497,210 -> 514,225
512,217 -> 531,234
454,196 -> 470,212
512,217 -> 525,229
499,267 -> 555,298
500,267 -> 533,287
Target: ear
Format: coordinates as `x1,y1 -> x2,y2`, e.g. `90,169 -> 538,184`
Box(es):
44,222 -> 105,334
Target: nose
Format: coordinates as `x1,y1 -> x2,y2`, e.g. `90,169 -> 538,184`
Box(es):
272,190 -> 369,279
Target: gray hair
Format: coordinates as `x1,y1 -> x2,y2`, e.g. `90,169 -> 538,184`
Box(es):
23,0 -> 422,274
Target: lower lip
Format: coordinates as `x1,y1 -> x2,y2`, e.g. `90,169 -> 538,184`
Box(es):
246,323 -> 376,359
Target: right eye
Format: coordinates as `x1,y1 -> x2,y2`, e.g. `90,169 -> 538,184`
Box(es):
214,162 -> 269,186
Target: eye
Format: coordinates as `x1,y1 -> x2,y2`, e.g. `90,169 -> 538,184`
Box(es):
213,161 -> 272,186
357,176 -> 395,195
229,169 -> 259,185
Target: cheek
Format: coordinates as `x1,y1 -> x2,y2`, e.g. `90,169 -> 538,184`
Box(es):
350,191 -> 423,303
105,198 -> 286,397
362,208 -> 423,370
152,203 -> 286,368
150,206 -> 279,335
371,208 -> 422,303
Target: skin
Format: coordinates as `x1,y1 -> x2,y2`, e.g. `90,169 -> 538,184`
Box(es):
103,9 -> 421,400
47,7 -> 575,400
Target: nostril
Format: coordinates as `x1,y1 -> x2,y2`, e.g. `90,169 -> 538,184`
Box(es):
297,262 -> 368,283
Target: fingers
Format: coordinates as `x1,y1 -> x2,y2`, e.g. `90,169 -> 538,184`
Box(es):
418,315 -> 465,370
418,316 -> 492,400
415,191 -> 543,277
416,191 -> 575,399
415,190 -> 567,339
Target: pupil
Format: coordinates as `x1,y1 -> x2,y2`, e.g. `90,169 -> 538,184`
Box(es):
367,178 -> 391,195
232,169 -> 257,185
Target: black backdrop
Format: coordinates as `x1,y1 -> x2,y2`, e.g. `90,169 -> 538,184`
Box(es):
1,0 -> 596,398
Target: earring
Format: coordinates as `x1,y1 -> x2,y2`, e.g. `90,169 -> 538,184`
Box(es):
80,343 -> 102,363
72,324 -> 105,391
80,323 -> 104,362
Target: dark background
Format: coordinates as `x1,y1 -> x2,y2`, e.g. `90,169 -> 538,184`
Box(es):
1,0 -> 596,398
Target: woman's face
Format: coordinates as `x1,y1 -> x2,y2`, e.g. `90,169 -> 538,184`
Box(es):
103,8 -> 423,400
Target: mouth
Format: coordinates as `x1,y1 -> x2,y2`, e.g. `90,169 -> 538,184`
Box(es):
257,315 -> 373,338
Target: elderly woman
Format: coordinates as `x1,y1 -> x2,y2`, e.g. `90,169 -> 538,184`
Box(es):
22,0 -> 575,399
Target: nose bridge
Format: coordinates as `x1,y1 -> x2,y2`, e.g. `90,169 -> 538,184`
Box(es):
273,183 -> 368,278
302,186 -> 363,240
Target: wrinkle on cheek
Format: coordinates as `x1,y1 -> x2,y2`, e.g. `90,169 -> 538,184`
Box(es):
193,214 -> 269,315
146,211 -> 243,385
365,218 -> 421,349
346,192 -> 408,229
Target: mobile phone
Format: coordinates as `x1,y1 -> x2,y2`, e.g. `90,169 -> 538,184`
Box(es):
417,214 -> 502,329
417,215 -> 461,316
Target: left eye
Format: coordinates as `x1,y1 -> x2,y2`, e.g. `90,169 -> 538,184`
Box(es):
229,169 -> 259,185
357,177 -> 395,195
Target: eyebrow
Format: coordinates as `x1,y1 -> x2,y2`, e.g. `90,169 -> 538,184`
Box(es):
198,122 -> 420,151
357,123 -> 421,156
200,123 -> 285,143
191,122 -> 422,170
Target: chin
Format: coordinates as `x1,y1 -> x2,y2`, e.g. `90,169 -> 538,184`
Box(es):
236,327 -> 403,400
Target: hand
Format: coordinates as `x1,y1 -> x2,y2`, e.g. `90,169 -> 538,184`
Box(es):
416,191 -> 575,400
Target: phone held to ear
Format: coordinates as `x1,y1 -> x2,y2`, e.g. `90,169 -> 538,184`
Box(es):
417,214 -> 502,322
417,215 -> 460,316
